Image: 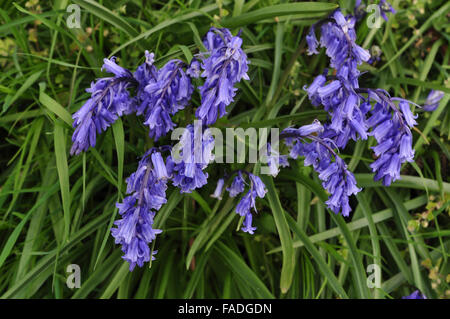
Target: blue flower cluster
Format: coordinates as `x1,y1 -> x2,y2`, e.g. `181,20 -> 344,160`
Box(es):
70,57 -> 136,155
168,124 -> 215,193
111,148 -> 169,270
140,58 -> 194,140
212,170 -> 267,234
282,120 -> 360,217
194,28 -> 250,125
304,8 -> 420,188
366,90 -> 418,186
71,28 -> 250,270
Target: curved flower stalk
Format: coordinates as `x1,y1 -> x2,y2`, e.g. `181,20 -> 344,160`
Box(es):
139,59 -> 194,141
281,120 -> 361,217
70,57 -> 137,155
111,147 -> 171,270
195,28 -> 250,125
168,124 -> 215,193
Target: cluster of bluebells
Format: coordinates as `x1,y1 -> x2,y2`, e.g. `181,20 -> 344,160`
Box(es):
168,123 -> 215,193
137,55 -> 194,140
111,149 -> 169,270
71,28 -> 250,270
304,8 -> 421,189
192,28 -> 250,125
211,171 -> 267,234
281,120 -> 360,217
70,57 -> 136,155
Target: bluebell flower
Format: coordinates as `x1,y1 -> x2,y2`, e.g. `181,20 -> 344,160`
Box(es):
186,58 -> 201,79
423,90 -> 444,111
233,172 -> 267,234
195,28 -> 250,125
71,57 -> 136,155
140,59 -> 194,140
303,10 -> 371,149
241,211 -> 257,235
304,76 -> 370,149
306,25 -> 319,55
319,10 -> 370,69
111,149 -> 170,270
248,173 -> 267,198
134,51 -> 158,115
281,121 -> 361,217
402,290 -> 427,299
169,124 -> 215,193
214,170 -> 266,234
226,171 -> 246,197
236,190 -> 256,217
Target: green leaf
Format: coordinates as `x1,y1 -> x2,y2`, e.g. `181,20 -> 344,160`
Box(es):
214,241 -> 274,299
2,70 -> 43,114
54,121 -> 71,242
285,214 -> 348,299
221,3 -> 339,28
39,83 -> 73,126
261,175 -> 295,294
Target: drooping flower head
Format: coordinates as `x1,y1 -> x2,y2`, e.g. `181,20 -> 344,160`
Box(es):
304,10 -> 371,150
365,89 -> 418,186
195,28 -> 250,125
231,171 -> 266,234
211,178 -> 225,200
139,59 -> 194,141
134,51 -> 158,115
71,57 -> 136,155
169,123 -> 215,193
282,120 -> 361,217
111,147 -> 171,270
